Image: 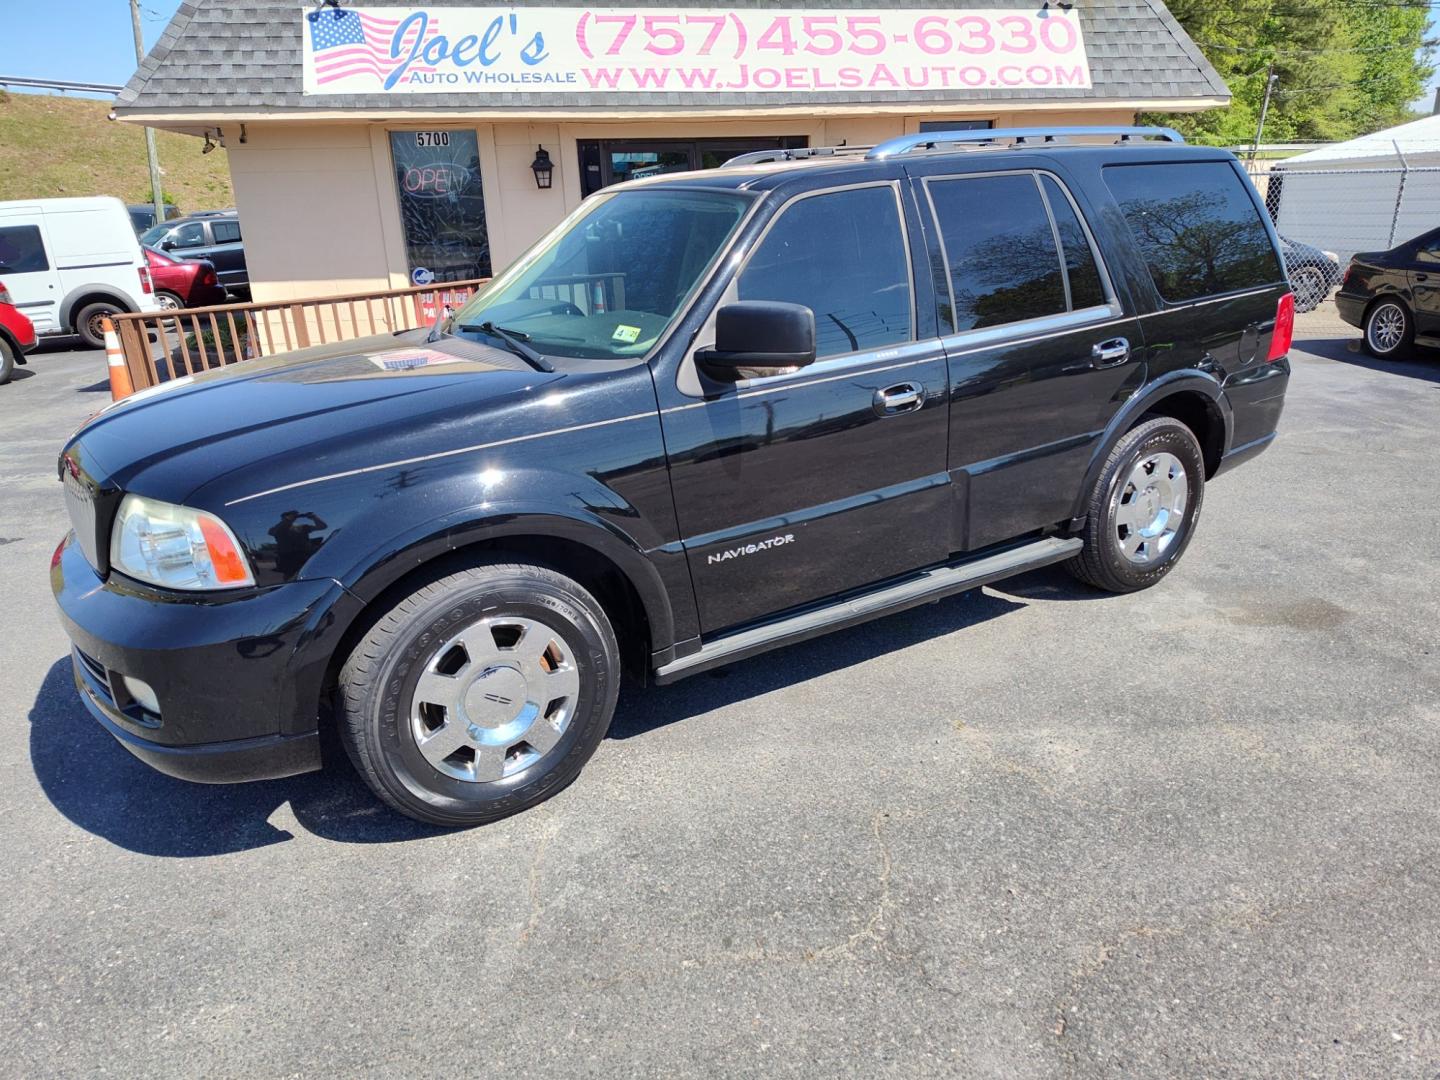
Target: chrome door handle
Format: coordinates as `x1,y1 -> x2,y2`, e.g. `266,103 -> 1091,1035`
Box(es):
874,382 -> 924,415
1091,337 -> 1131,368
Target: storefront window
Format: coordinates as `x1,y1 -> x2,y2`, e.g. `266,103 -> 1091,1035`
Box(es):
390,130 -> 490,283
577,138 -> 808,196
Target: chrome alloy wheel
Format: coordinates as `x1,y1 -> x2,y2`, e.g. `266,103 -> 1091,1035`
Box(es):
1113,451 -> 1188,565
409,616 -> 581,783
155,292 -> 182,311
1367,302 -> 1406,354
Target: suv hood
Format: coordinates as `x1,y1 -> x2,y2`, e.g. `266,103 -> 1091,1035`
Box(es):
67,332 -> 565,505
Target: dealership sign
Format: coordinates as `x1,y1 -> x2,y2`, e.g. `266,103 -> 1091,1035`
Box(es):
302,7 -> 1091,95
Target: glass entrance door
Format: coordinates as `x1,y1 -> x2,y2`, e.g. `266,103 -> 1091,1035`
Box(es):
577,137 -> 808,196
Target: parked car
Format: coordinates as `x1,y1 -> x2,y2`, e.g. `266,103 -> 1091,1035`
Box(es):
1335,225 -> 1440,358
127,203 -> 182,234
0,196 -> 159,348
1278,236 -> 1342,313
143,246 -> 226,310
53,127 -> 1293,826
0,279 -> 38,384
139,210 -> 248,296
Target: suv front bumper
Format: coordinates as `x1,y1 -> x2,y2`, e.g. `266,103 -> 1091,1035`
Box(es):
52,532 -> 338,784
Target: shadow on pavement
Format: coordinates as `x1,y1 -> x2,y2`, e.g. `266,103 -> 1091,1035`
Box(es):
30,582 -> 1054,855
1297,334 -> 1440,385
28,658 -> 449,856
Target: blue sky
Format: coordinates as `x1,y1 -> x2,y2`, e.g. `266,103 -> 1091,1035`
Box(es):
5,0 -> 182,96
5,0 -> 1440,115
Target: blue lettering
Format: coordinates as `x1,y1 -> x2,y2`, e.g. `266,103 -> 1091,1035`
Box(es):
479,15 -> 504,64
385,11 -> 429,90
422,34 -> 449,65
451,33 -> 480,65
521,31 -> 549,66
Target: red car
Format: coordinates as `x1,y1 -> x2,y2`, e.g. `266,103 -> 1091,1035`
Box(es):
143,246 -> 227,310
0,279 -> 38,385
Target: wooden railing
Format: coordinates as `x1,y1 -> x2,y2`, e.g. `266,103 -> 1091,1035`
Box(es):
110,278 -> 490,392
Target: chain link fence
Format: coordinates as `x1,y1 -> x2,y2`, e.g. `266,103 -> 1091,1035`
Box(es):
1236,143 -> 1440,313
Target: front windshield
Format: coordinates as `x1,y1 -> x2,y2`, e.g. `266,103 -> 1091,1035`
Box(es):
452,188 -> 751,361
139,223 -> 171,247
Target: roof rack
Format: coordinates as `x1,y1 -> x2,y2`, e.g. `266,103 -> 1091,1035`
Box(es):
721,145 -> 873,168
867,126 -> 1184,160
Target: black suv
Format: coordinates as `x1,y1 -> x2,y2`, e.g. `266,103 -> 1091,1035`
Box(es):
53,127 -> 1293,826
139,210 -> 248,295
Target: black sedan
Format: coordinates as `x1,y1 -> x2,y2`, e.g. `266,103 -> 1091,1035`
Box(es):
1335,226 -> 1440,358
1279,236 -> 1342,314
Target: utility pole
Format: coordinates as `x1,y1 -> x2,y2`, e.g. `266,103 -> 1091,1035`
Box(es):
1251,64 -> 1278,161
128,0 -> 165,225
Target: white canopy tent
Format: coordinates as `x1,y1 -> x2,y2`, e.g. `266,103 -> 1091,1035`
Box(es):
1271,115 -> 1440,258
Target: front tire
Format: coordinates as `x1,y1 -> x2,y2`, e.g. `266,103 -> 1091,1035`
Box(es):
0,339 -> 14,385
337,560 -> 621,827
1364,299 -> 1412,359
1068,417 -> 1206,593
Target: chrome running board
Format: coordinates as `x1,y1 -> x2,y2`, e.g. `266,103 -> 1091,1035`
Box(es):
654,536 -> 1081,684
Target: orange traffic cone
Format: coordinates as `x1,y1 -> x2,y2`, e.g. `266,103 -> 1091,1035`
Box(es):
103,318 -> 134,401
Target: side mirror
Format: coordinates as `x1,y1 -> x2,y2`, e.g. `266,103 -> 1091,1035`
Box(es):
696,301 -> 815,379
160,239 -> 176,251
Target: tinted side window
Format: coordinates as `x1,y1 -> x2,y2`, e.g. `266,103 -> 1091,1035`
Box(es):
212,221 -> 242,244
928,174 -> 1066,332
1104,162 -> 1283,302
0,226 -> 49,273
1042,176 -> 1106,310
739,186 -> 911,359
171,222 -> 207,249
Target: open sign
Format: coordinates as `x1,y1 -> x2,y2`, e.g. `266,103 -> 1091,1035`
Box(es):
402,162 -> 472,198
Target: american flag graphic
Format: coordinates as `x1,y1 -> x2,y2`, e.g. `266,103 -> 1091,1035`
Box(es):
307,9 -> 441,86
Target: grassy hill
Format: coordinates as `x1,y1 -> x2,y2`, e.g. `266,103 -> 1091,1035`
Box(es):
0,91 -> 232,212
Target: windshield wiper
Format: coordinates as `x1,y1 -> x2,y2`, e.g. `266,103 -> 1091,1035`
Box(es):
458,321 -> 555,372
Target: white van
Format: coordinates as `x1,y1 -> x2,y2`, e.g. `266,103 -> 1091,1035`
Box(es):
0,196 -> 159,349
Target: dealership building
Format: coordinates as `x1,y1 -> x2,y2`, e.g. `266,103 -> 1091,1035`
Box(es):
116,0 -> 1227,303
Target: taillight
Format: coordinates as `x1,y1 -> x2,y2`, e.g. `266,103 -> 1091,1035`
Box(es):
138,266 -> 153,295
0,280 -> 10,305
200,268 -> 217,287
1267,292 -> 1295,362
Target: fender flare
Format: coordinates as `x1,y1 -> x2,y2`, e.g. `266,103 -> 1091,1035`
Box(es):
58,285 -> 136,331
1069,369 -> 1233,522
0,326 -> 29,365
333,503 -> 677,656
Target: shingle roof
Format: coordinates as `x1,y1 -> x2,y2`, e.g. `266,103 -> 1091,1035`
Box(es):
116,0 -> 1228,114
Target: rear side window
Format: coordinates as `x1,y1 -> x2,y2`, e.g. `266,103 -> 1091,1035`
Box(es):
928,173 -> 1106,333
1041,176 -> 1106,311
1104,162 -> 1283,303
739,185 -> 912,359
0,226 -> 49,274
212,220 -> 242,244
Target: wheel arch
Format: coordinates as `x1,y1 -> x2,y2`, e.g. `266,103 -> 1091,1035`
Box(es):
0,325 -> 28,366
59,285 -> 136,332
304,511 -> 675,731
1070,372 -> 1231,522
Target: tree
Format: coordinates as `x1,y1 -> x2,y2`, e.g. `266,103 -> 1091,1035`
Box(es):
1145,0 -> 1434,145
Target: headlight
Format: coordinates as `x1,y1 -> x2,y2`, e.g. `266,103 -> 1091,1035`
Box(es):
110,494 -> 255,590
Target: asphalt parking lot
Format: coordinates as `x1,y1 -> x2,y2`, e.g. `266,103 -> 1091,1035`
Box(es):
3,315 -> 1438,1078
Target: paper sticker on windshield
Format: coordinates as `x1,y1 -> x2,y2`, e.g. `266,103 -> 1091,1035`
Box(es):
611,324 -> 642,344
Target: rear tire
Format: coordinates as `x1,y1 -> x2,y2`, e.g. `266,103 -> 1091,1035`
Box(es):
75,301 -> 123,350
1363,298 -> 1412,359
1067,417 -> 1206,593
155,291 -> 184,311
337,560 -> 620,827
0,339 -> 14,385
